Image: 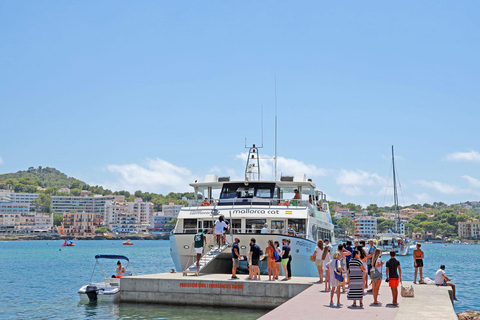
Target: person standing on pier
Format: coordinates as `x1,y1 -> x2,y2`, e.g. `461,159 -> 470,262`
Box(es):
347,250 -> 366,307
314,239 -> 324,283
386,250 -> 402,307
286,239 -> 292,280
266,240 -> 277,280
413,243 -> 425,284
247,238 -> 261,280
327,252 -> 344,307
322,238 -> 332,291
370,248 -> 384,305
366,239 -> 377,289
281,239 -> 290,281
231,237 -> 241,279
274,241 -> 282,279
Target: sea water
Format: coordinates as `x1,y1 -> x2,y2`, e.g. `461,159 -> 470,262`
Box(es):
0,241 -> 477,319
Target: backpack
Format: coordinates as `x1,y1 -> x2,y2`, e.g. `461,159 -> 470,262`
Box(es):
274,249 -> 279,261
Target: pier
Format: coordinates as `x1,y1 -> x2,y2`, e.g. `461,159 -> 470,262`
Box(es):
120,273 -> 456,319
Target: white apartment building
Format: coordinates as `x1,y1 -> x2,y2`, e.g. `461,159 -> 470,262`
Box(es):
51,195 -> 115,214
0,202 -> 31,232
0,190 -> 39,211
111,212 -> 139,234
128,198 -> 154,225
104,201 -> 128,229
34,214 -> 53,231
162,201 -> 182,217
354,216 -> 377,238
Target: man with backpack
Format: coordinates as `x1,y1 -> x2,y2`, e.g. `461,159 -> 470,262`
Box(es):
193,230 -> 206,270
247,238 -> 262,280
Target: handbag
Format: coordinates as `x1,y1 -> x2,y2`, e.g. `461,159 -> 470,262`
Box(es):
401,284 -> 415,297
310,254 -> 316,262
333,260 -> 344,282
370,267 -> 382,281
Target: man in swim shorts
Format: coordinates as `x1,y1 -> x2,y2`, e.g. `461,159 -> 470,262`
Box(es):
413,243 -> 425,284
386,250 -> 402,307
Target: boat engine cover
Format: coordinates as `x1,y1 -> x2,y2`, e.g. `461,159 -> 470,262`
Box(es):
85,285 -> 98,302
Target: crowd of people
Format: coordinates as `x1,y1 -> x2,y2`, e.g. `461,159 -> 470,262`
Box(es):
192,215 -> 458,309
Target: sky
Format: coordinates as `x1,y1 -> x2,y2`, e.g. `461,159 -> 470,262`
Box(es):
1,1 -> 480,207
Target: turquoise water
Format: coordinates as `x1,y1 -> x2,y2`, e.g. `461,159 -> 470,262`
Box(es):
0,240 -> 265,319
0,241 -> 477,319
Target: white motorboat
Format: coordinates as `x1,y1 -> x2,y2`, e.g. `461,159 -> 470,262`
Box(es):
377,233 -> 410,256
78,254 -> 135,302
170,145 -> 335,277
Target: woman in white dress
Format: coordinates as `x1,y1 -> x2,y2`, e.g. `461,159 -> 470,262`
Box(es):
322,241 -> 332,291
326,252 -> 344,307
313,240 -> 324,282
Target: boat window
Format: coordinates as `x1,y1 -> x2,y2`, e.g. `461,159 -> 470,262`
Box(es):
256,187 -> 273,198
230,219 -> 242,233
246,219 -> 266,234
202,220 -> 213,232
183,219 -> 197,234
271,220 -> 285,233
220,183 -> 277,199
237,187 -> 255,198
288,219 -> 306,235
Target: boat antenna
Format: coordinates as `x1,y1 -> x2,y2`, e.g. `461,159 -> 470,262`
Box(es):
274,75 -> 278,181
392,145 -> 400,234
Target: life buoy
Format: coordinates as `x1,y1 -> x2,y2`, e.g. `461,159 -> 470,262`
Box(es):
278,201 -> 289,206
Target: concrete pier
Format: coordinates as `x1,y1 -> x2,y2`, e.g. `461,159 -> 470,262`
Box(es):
120,274 -> 456,319
260,281 -> 456,320
120,273 -> 317,309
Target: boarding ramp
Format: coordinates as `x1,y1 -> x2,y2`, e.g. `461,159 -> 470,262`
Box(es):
183,244 -> 230,276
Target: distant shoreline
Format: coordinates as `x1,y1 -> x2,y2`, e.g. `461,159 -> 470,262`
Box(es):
0,234 -> 170,241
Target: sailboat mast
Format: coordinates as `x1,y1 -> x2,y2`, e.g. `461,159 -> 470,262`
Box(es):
392,145 -> 400,233
274,75 -> 278,181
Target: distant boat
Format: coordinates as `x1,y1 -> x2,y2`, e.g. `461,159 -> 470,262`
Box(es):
453,239 -> 461,245
377,146 -> 410,256
61,240 -> 75,247
123,240 -> 134,245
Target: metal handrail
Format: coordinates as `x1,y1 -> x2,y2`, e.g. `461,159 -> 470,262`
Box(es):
186,198 -> 319,208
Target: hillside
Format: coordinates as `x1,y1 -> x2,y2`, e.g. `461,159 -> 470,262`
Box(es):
0,167 -> 87,193
0,166 -> 195,212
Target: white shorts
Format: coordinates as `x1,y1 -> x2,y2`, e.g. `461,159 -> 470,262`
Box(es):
214,231 -> 223,236
195,247 -> 203,254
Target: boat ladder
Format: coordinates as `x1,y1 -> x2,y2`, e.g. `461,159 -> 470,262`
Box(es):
183,244 -> 229,276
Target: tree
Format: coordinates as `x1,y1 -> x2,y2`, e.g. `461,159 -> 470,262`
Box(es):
337,217 -> 355,236
95,226 -> 109,234
377,219 -> 395,233
53,213 -> 63,226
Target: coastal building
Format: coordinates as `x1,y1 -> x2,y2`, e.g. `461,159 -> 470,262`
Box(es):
354,216 -> 377,238
0,190 -> 39,211
458,220 -> 480,239
58,187 -> 70,194
150,212 -> 176,233
128,198 -> 154,225
334,206 -> 355,220
110,212 -> 139,234
51,195 -> 115,215
104,200 -> 128,228
60,211 -> 103,236
34,213 -> 53,231
161,201 -> 182,217
0,202 -> 32,232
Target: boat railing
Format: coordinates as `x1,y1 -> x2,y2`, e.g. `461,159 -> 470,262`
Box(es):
186,198 -> 315,208
173,227 -> 307,239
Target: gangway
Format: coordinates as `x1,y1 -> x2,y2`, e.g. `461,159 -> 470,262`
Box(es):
183,244 -> 230,276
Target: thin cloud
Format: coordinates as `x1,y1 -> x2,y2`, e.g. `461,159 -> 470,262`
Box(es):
0,156 -> 3,165
336,169 -> 386,186
445,150 -> 480,162
340,186 -> 364,196
234,152 -> 328,180
462,175 -> 480,188
414,180 -> 463,194
105,158 -> 196,193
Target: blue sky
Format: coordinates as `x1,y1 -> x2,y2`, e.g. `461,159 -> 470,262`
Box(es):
1,1 -> 480,206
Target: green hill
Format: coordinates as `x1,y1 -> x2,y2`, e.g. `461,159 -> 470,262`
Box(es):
0,166 -> 86,193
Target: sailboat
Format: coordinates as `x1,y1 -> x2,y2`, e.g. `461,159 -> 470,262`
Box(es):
377,146 -> 410,256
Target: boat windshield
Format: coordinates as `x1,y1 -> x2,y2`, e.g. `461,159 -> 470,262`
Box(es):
220,183 -> 277,199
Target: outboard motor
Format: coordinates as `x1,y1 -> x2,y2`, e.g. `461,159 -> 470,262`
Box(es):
85,285 -> 98,302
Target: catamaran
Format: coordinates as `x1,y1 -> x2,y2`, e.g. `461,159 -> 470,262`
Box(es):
170,145 -> 335,277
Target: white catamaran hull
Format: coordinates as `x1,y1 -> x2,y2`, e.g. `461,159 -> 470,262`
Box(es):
171,233 -> 319,277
